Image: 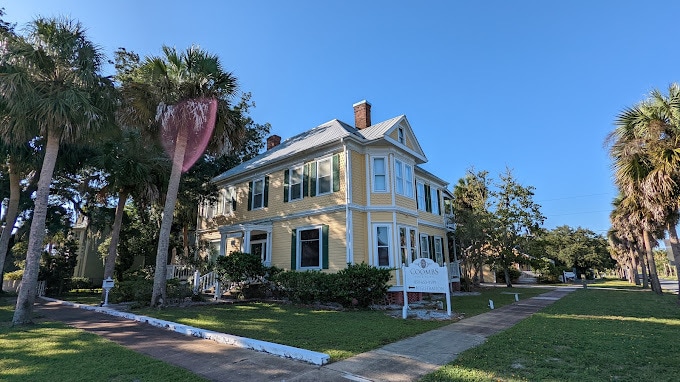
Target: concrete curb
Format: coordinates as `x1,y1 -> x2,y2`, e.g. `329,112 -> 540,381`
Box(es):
39,297 -> 330,365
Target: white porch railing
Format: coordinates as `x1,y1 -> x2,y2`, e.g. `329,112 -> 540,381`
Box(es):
166,265 -> 193,280
196,271 -> 216,293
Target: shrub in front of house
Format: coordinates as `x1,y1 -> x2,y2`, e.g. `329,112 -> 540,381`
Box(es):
495,267 -> 522,284
272,263 -> 392,308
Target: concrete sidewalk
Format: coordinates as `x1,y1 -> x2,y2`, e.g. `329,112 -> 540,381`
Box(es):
35,287 -> 576,382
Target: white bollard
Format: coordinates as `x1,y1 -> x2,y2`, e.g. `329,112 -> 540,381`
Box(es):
514,293 -> 519,301
489,299 -> 494,309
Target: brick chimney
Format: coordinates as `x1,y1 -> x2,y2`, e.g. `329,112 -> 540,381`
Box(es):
353,100 -> 371,130
266,135 -> 281,150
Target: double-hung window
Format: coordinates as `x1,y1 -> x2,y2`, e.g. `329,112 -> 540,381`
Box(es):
399,226 -> 419,265
395,160 -> 414,197
398,127 -> 405,144
252,178 -> 264,209
395,160 -> 404,195
299,228 -> 321,268
416,181 -> 426,211
292,225 -> 329,270
433,236 -> 444,265
420,234 -> 430,259
317,157 -> 332,195
373,157 -> 387,192
289,165 -> 303,201
404,165 -> 413,197
374,225 -> 391,267
431,188 -> 440,215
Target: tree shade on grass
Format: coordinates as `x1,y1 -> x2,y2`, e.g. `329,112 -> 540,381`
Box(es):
421,289 -> 680,382
0,298 -> 207,382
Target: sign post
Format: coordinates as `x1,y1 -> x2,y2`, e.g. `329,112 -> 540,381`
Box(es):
402,258 -> 451,319
102,277 -> 115,307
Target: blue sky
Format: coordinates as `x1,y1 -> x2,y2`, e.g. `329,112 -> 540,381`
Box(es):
5,1 -> 680,235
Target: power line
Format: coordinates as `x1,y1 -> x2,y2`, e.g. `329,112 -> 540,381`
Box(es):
537,192 -> 615,203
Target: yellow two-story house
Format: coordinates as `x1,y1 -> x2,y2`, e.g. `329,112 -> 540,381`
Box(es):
197,101 -> 455,290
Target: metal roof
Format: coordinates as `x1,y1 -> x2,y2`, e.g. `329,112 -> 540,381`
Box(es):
212,115 -> 406,183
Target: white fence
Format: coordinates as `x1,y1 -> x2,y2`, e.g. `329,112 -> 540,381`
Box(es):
166,265 -> 193,280
2,279 -> 45,296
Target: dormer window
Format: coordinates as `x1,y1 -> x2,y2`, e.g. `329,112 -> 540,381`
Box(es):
398,128 -> 405,144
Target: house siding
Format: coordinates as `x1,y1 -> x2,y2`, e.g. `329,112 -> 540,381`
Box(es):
352,211 -> 368,264
351,151 -> 366,206
274,211 -> 347,271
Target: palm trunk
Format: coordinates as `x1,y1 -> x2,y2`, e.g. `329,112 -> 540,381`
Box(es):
12,133 -> 60,325
642,229 -> 662,294
101,189 -> 129,300
151,125 -> 188,307
628,251 -> 639,284
666,222 -> 680,300
637,245 -> 648,288
0,157 -> 20,292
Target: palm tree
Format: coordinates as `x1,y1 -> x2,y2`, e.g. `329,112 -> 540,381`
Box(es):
119,46 -> 243,306
0,142 -> 37,291
608,84 -> 680,295
95,129 -> 167,286
0,17 -> 114,324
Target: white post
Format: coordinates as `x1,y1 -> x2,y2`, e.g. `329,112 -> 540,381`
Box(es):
514,293 -> 519,302
193,270 -> 200,293
402,263 -> 408,319
489,299 -> 494,309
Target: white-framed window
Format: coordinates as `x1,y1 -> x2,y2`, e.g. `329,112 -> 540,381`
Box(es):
395,160 -> 404,195
252,178 -> 265,209
317,157 -> 332,195
209,240 -> 221,263
374,224 -> 391,267
298,226 -> 322,269
420,234 -> 430,259
289,165 -> 303,201
250,239 -> 267,264
395,159 -> 414,198
416,181 -> 426,211
398,127 -> 405,144
399,226 -> 419,265
373,157 -> 387,192
432,188 -> 440,215
217,187 -> 236,215
405,165 -> 413,197
433,236 -> 444,266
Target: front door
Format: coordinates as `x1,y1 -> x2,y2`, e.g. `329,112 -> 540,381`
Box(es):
250,240 -> 267,263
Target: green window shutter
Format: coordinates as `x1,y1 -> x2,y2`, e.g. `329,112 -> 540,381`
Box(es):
263,176 -> 269,207
436,189 -> 441,215
290,230 -> 297,270
303,163 -> 310,197
310,162 -> 317,197
425,184 -> 432,213
322,225 -> 329,269
247,181 -> 253,211
332,154 -> 340,192
283,169 -> 290,203
429,236 -> 435,260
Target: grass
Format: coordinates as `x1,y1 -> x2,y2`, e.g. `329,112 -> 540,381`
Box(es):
421,288 -> 680,382
0,296 -> 208,382
134,287 -> 551,362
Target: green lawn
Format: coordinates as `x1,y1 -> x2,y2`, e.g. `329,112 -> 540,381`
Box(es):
134,287 -> 551,362
0,296 -> 208,382
421,288 -> 680,382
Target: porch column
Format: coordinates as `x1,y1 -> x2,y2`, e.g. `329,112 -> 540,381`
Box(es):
243,229 -> 251,254
265,230 -> 272,266
219,232 -> 227,257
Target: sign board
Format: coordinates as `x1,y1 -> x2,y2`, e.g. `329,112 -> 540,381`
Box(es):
402,258 -> 451,318
102,277 -> 115,290
102,277 -> 115,307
